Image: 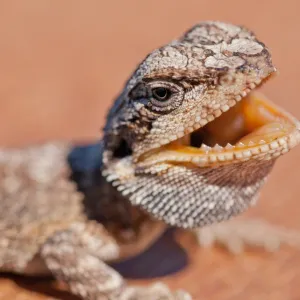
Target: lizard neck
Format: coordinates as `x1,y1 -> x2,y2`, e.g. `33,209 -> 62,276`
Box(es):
67,142 -> 160,240
68,141 -> 167,253
83,173 -> 152,242
81,174 -> 167,259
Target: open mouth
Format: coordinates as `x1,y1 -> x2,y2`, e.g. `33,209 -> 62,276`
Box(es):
140,91 -> 299,166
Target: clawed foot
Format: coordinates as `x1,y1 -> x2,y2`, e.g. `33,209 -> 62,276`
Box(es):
120,283 -> 192,300
193,218 -> 300,254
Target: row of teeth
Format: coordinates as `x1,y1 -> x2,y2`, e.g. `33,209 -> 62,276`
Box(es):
190,140 -> 289,163
199,140 -> 270,152
140,136 -> 289,167
194,136 -> 286,154
194,137 -> 288,160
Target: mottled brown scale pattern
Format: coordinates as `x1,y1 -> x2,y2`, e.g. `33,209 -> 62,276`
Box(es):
0,143 -> 84,273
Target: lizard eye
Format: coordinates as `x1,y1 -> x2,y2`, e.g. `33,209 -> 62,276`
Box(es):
152,87 -> 171,101
148,82 -> 184,113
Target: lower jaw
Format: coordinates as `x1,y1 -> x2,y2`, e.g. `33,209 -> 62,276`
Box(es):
140,92 -> 300,167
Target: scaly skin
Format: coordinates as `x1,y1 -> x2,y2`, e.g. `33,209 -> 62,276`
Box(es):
0,21 -> 299,299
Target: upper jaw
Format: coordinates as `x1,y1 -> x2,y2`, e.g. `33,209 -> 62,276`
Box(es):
137,88 -> 300,168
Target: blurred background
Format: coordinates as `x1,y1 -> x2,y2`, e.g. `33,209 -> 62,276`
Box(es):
0,0 -> 300,299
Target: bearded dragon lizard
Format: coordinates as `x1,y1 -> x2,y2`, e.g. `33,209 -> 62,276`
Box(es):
0,21 -> 299,299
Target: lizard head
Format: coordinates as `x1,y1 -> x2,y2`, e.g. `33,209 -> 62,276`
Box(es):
102,21 -> 300,228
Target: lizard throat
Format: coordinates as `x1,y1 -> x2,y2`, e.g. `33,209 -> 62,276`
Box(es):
139,92 -> 300,167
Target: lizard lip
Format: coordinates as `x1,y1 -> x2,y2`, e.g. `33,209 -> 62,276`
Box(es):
139,91 -> 300,167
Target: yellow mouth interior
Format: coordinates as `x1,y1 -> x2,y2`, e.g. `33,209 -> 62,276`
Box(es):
167,92 -> 295,154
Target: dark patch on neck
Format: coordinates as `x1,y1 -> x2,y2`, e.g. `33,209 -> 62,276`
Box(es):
68,142 -> 148,243
81,176 -> 150,243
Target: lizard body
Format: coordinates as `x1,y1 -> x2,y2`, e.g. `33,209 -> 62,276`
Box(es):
0,21 -> 299,299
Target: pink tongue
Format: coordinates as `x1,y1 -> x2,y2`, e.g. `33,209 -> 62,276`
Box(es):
238,122 -> 291,144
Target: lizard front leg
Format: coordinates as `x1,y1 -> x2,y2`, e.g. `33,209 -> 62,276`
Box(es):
41,221 -> 191,300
